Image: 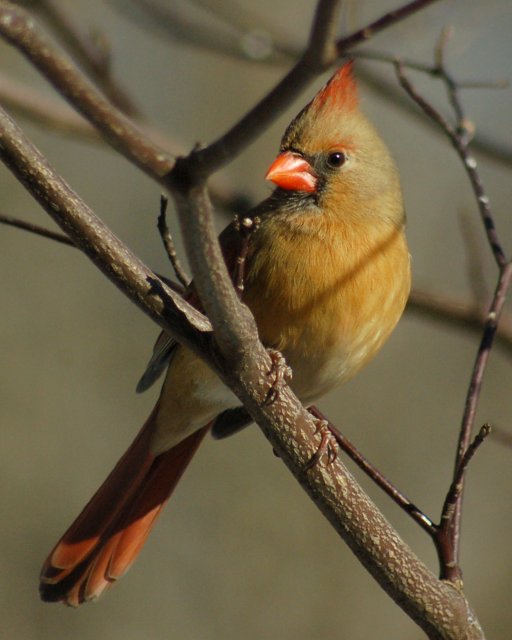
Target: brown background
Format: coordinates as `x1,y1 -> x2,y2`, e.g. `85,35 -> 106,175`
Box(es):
1,1 -> 511,638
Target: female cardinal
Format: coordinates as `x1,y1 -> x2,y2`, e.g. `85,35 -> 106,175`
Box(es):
39,62 -> 411,606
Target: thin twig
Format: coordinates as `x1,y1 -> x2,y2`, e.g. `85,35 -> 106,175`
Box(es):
446,424 -> 492,511
445,263 -> 512,577
395,58 -> 506,269
157,195 -> 190,289
0,212 -> 74,246
357,62 -> 512,168
334,0 -> 442,54
435,424 -> 492,582
395,37 -> 511,584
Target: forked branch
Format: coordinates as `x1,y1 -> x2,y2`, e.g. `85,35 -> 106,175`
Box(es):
0,1 -> 486,637
395,31 -> 511,583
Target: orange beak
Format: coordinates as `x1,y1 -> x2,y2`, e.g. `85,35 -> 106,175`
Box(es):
265,151 -> 317,193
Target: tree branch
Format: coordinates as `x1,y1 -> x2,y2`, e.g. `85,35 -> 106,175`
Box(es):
395,39 -> 511,586
0,1 -> 488,636
0,2 -> 173,179
0,104 -> 210,341
0,88 -> 486,638
109,1 -> 512,170
182,0 -> 443,177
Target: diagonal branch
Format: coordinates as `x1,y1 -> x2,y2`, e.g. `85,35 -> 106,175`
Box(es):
190,0 -> 443,177
395,42 -> 511,585
0,104 -> 210,341
0,1 -> 486,635
0,85 -> 485,639
0,0 -> 443,186
0,2 -> 173,179
162,3 -> 482,635
395,59 -> 506,269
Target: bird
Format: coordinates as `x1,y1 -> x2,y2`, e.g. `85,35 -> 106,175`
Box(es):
39,62 -> 411,606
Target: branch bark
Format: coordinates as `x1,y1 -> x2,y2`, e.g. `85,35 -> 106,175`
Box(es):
0,54 -> 484,640
0,1 -> 173,178
0,0 -> 489,637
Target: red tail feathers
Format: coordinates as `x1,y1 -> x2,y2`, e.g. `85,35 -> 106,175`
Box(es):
39,409 -> 208,606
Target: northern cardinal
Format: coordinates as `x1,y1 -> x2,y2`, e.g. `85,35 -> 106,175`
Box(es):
39,63 -> 411,606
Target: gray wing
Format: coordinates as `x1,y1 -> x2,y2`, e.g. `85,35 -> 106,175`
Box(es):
136,331 -> 178,393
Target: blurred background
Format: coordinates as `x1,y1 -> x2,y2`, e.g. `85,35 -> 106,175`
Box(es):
1,1 -> 511,638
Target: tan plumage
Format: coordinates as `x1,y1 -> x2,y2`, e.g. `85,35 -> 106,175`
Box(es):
39,63 -> 410,606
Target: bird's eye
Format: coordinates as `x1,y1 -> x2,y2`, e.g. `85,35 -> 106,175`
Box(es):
327,151 -> 346,168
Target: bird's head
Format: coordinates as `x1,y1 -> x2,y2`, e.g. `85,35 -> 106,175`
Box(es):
266,62 -> 402,223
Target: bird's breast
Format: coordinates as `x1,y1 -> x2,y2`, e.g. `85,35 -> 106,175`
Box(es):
242,212 -> 410,403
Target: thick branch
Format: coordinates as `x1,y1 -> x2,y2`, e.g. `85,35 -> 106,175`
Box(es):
0,2 -> 173,179
0,86 -> 484,638
0,105 -> 210,344
166,176 -> 483,640
0,1 -> 485,634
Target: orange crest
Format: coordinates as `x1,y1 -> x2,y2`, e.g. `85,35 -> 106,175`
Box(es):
311,61 -> 358,113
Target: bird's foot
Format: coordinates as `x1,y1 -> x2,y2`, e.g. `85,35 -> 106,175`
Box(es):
305,418 -> 338,470
263,349 -> 292,405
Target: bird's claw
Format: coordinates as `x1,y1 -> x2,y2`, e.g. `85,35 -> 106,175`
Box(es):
305,419 -> 338,470
263,349 -> 292,405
